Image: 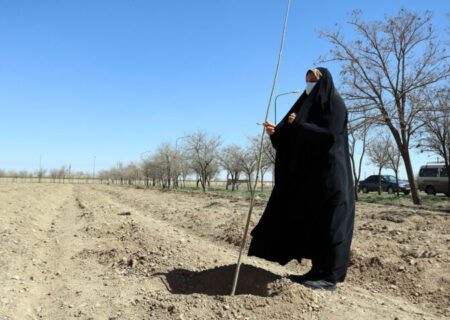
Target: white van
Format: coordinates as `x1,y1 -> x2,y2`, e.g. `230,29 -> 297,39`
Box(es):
417,163 -> 449,196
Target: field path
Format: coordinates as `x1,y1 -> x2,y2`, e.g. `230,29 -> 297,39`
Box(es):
0,183 -> 448,319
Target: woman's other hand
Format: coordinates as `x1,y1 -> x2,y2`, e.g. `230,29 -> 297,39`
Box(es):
288,113 -> 296,124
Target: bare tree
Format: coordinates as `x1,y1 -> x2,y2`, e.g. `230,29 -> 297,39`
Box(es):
8,170 -> 18,182
205,161 -> 220,188
263,135 -> 276,188
348,115 -> 371,200
50,169 -> 59,182
123,162 -> 140,185
320,8 -> 449,204
153,143 -> 178,189
174,153 -> 192,189
97,170 -> 109,184
417,87 -> 450,196
367,135 -> 391,195
35,168 -> 47,183
259,153 -> 272,192
219,145 -> 244,191
249,135 -> 273,192
18,170 -> 29,181
140,158 -> 154,187
183,131 -> 221,192
262,134 -> 276,166
239,138 -> 259,192
171,149 -> 188,189
67,164 -> 72,181
112,162 -> 125,185
57,166 -> 66,183
141,159 -> 153,188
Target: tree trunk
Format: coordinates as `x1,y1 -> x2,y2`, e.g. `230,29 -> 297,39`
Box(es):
377,167 -> 382,195
401,149 -> 421,204
260,170 -> 265,192
225,172 -> 230,190
201,173 -> 207,192
201,179 -> 206,192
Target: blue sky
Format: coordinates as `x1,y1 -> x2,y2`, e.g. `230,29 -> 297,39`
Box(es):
0,0 -> 448,178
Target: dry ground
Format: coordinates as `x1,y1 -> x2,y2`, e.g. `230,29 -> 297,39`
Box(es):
0,183 -> 448,320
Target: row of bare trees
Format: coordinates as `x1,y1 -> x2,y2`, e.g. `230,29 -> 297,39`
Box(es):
219,135 -> 273,192
97,132 -> 275,193
0,165 -> 91,183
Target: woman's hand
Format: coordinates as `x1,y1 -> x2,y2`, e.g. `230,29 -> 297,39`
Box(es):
288,113 -> 296,124
264,121 -> 276,135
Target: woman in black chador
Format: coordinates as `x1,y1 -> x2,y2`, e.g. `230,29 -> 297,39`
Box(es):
248,67 -> 355,291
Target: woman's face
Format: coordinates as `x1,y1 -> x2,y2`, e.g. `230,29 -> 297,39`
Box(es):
306,72 -> 319,83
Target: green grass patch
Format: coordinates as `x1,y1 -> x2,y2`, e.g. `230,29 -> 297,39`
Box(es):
168,186 -> 271,200
120,183 -> 449,212
358,192 -> 449,212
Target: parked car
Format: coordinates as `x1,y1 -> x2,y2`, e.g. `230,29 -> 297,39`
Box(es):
358,175 -> 410,195
417,164 -> 449,196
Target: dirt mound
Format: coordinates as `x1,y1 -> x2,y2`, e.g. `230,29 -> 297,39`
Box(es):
349,249 -> 449,316
115,220 -> 146,242
75,248 -> 121,265
83,224 -> 113,238
216,217 -> 255,248
378,211 -> 406,223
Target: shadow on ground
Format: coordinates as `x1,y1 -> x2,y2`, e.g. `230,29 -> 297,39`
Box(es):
158,264 -> 282,296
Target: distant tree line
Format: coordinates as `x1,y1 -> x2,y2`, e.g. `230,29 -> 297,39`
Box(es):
97,132 -> 274,193
0,165 -> 92,183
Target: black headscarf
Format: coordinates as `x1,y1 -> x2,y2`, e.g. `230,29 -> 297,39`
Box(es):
271,67 -> 344,159
312,67 -> 335,105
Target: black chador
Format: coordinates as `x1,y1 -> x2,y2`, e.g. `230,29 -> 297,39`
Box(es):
248,67 -> 355,285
